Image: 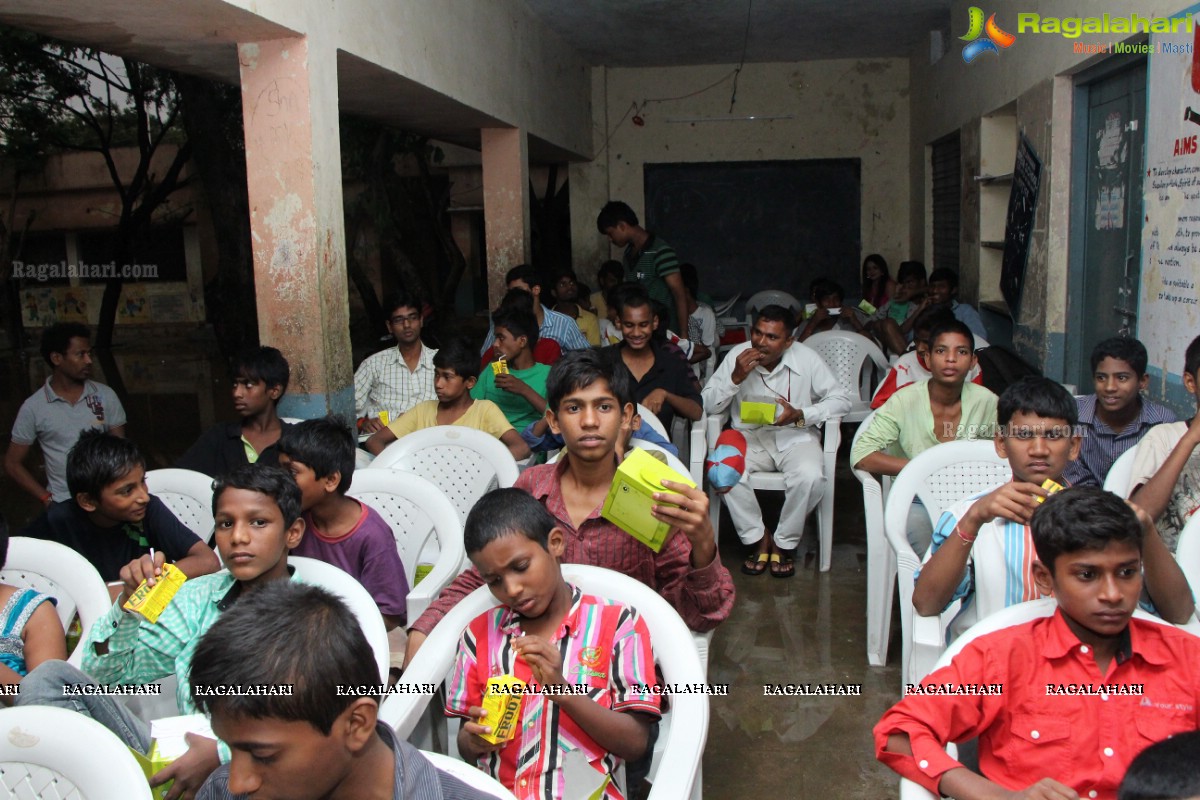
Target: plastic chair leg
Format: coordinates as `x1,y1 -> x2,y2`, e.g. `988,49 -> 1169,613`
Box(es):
866,544 -> 896,666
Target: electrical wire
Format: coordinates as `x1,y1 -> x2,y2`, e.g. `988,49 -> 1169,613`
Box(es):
728,0 -> 754,113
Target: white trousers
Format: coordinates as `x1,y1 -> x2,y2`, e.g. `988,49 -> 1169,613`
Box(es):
720,427 -> 824,550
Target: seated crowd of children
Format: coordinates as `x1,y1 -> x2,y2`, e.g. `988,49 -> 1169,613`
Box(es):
4,247 -> 1200,800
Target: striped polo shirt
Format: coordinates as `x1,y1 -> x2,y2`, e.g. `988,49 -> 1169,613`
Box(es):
1063,394 -> 1177,487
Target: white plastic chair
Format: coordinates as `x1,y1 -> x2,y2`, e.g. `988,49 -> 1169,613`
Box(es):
367,426 -> 518,524
289,556 -> 390,682
804,330 -> 891,424
0,705 -> 153,799
898,597 -> 1177,800
1176,510 -> 1200,602
636,404 -> 670,440
883,441 -> 1010,686
145,468 -> 216,543
1102,446 -> 1139,497
0,538 -> 112,670
421,750 -> 518,799
745,290 -> 802,317
848,412 -> 898,667
705,409 -> 842,571
347,469 -> 466,623
383,563 -> 709,800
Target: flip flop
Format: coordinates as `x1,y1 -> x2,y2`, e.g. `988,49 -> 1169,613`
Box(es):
742,551 -> 770,576
770,550 -> 796,579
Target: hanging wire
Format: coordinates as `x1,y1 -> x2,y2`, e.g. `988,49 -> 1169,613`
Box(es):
728,0 -> 754,113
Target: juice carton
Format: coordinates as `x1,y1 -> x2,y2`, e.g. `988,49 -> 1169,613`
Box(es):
479,675 -> 525,744
378,410 -> 390,427
1036,478 -> 1064,503
491,358 -> 509,375
601,448 -> 697,552
858,299 -> 877,315
123,564 -> 187,623
739,400 -> 777,425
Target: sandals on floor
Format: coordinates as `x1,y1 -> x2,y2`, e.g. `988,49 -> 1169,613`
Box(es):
742,551 -> 770,576
770,549 -> 796,579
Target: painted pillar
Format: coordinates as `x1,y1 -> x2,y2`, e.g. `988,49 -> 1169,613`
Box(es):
238,37 -> 353,420
481,128 -> 530,307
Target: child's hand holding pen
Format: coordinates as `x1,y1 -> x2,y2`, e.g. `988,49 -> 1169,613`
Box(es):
118,547 -> 166,602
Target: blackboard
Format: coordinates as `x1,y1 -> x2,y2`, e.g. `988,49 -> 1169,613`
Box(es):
1000,135 -> 1041,314
644,160 -> 861,301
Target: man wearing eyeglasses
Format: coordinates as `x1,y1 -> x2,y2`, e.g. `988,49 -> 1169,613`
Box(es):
701,305 -> 850,578
354,291 -> 437,435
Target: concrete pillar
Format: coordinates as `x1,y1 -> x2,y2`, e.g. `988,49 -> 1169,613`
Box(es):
238,36 -> 353,420
480,128 -> 530,307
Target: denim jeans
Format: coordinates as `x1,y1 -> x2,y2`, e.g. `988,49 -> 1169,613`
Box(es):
15,659 -> 151,752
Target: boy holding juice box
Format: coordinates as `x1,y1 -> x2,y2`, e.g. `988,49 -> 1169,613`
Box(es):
913,377 -> 1194,638
17,464 -> 307,799
446,488 -> 661,800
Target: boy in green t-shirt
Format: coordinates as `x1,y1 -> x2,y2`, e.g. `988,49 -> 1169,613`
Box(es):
472,306 -> 550,432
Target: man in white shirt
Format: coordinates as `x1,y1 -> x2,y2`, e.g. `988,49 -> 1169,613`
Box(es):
354,291 -> 437,434
702,305 -> 851,577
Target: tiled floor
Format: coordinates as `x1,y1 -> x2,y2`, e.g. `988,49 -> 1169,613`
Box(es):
703,450 -> 902,798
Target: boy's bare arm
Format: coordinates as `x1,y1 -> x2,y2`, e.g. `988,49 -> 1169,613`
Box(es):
1132,502 -> 1197,624
364,426 -> 397,455
4,442 -> 50,503
500,430 -> 532,460
175,540 -> 221,581
855,451 -> 909,477
664,272 -> 690,341
1130,415 -> 1200,521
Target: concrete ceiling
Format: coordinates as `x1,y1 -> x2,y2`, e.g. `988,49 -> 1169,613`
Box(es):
521,0 -> 953,66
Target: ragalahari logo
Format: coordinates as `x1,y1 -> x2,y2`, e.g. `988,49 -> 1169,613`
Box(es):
961,7 -> 1016,63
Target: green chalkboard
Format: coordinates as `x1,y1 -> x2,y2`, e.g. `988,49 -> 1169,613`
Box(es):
643,159 -> 862,301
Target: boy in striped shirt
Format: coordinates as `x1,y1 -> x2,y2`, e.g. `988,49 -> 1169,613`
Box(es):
446,488 -> 661,800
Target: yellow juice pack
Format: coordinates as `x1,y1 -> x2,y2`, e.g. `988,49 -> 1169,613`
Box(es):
601,448 -> 697,552
378,410 -> 390,427
857,299 -> 877,315
739,400 -> 776,425
479,675 -> 525,744
491,358 -> 509,375
1036,478 -> 1064,503
123,563 -> 187,623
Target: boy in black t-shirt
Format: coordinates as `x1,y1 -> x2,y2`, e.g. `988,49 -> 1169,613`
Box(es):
21,430 -> 219,584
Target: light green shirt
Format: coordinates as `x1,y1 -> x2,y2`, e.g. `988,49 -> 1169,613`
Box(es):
850,380 -> 998,467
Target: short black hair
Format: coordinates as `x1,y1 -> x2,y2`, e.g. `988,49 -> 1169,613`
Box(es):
498,287 -> 535,315
927,267 -> 959,290
546,349 -> 634,411
755,304 -> 797,332
897,261 -> 927,284
613,284 -> 654,317
464,487 -> 557,554
596,201 -> 638,233
913,309 -> 956,342
212,464 -> 302,529
504,264 -> 544,292
492,306 -> 539,350
1031,487 -> 1141,575
232,346 -> 290,397
1185,333 -> 1200,378
41,322 -> 91,367
680,263 -> 700,296
433,337 -> 479,381
997,376 -> 1078,428
189,582 -> 380,735
277,417 -> 355,494
1118,730 -> 1200,800
812,280 -> 844,304
597,260 -> 625,284
66,430 -> 145,499
381,289 -> 422,319
929,318 -> 976,354
1090,337 -> 1148,377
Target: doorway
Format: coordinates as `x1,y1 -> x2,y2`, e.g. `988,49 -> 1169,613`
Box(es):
1067,61 -> 1147,389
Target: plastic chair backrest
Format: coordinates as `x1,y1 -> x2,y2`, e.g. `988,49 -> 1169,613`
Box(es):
347,469 -> 466,623
383,564 -> 708,800
1176,511 -> 1200,601
145,468 -> 216,543
1102,447 -> 1139,498
745,290 -> 802,315
367,426 -> 519,523
0,705 -> 153,799
804,330 -> 890,408
0,538 -> 112,669
712,294 -> 740,317
288,556 -> 390,682
420,750 -> 518,799
636,404 -> 669,439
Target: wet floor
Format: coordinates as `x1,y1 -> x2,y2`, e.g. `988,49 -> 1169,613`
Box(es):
0,338 -> 903,798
